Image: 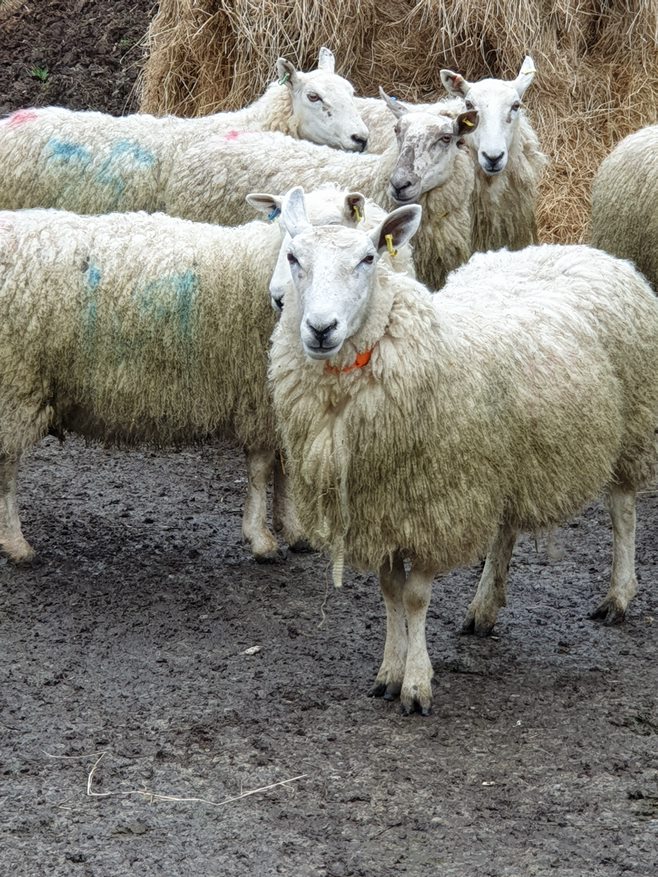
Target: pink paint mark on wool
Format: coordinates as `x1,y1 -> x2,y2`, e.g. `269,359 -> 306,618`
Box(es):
6,109 -> 39,127
224,130 -> 242,140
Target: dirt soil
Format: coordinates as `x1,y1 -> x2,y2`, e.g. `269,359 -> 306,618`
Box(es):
1,3 -> 657,876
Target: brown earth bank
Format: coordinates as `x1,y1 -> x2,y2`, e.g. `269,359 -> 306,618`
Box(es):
0,2 -> 657,876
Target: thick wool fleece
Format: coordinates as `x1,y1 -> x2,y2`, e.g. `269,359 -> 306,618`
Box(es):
166,130 -> 474,291
591,124 -> 658,291
0,209 -> 281,454
270,244 -> 658,574
0,84 -> 299,214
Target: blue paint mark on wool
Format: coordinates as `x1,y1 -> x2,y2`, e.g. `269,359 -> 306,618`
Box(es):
96,140 -> 156,203
83,262 -> 102,334
134,270 -> 199,339
46,138 -> 92,165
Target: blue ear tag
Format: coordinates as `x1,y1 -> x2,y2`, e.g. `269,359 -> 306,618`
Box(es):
268,207 -> 281,222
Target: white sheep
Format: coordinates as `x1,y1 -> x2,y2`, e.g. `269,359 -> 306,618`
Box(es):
269,187 -> 658,715
164,105 -> 479,292
591,123 -> 658,291
355,59 -> 547,252
0,47 -> 368,213
0,186 -> 370,565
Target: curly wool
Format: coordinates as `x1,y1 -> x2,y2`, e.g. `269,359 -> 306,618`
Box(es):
591,124 -> 658,291
165,130 -> 474,291
0,84 -> 302,214
270,244 -> 658,574
0,209 -> 282,455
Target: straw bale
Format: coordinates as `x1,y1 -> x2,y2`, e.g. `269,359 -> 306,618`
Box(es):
139,1 -> 658,244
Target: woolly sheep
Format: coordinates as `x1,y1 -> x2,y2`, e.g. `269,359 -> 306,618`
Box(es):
269,187 -> 658,715
440,56 -> 547,251
357,59 -> 547,253
163,106 -> 479,292
0,186 -> 371,564
0,47 -> 368,213
591,123 -> 658,291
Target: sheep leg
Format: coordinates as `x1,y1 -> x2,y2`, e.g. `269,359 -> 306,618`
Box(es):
400,560 -> 435,716
0,455 -> 35,562
371,551 -> 407,701
591,486 -> 637,625
242,448 -> 280,562
272,455 -> 311,553
461,522 -> 517,637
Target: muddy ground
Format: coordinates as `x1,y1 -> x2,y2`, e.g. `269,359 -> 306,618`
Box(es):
1,3 -> 657,876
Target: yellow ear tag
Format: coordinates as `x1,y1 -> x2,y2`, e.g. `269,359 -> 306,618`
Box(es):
385,233 -> 397,258
353,204 -> 363,223
463,117 -> 475,127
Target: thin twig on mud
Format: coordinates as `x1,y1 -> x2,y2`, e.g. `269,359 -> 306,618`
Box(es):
85,751 -> 308,808
317,559 -> 332,629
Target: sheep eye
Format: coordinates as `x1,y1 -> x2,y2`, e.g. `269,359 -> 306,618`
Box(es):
511,101 -> 521,111
464,99 -> 474,110
287,252 -> 298,265
361,254 -> 375,265
307,93 -> 321,103
439,134 -> 452,145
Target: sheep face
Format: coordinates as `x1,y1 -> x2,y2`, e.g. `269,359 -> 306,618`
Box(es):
280,188 -> 421,360
247,186 -> 366,312
276,48 -> 369,152
440,56 -> 536,176
387,109 -> 479,204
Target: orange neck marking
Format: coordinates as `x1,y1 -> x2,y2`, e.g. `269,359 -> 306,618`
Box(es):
324,347 -> 373,375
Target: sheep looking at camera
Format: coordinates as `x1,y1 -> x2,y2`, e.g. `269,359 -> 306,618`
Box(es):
0,48 -> 368,214
269,187 -> 658,715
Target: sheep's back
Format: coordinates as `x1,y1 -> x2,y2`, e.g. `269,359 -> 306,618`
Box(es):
591,124 -> 658,292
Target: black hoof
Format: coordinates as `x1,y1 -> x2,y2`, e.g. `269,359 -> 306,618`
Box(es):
461,616 -> 495,637
370,681 -> 401,700
254,548 -> 285,565
400,701 -> 432,717
370,682 -> 387,698
288,538 -> 313,554
590,602 -> 626,626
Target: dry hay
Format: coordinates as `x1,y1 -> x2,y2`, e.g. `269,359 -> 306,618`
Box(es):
0,0 -> 23,21
139,1 -> 658,245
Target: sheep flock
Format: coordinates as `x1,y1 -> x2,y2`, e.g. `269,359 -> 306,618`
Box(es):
1,44 -> 657,716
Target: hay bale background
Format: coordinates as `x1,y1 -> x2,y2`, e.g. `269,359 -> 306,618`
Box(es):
139,1 -> 658,245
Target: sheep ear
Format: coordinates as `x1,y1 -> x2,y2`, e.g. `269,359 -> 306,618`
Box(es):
440,68 -> 471,97
344,192 -> 366,225
378,86 -> 407,119
513,55 -> 536,98
281,186 -> 311,238
454,110 -> 479,137
317,47 -> 335,73
370,205 -> 422,254
245,192 -> 283,219
276,58 -> 298,88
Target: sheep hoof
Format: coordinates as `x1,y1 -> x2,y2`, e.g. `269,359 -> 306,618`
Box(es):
400,699 -> 432,718
254,547 -> 285,564
460,614 -> 496,637
288,538 -> 313,554
589,600 -> 626,626
369,681 -> 401,700
5,542 -> 36,565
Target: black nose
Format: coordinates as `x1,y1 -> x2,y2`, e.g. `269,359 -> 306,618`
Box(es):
352,135 -> 368,152
307,318 -> 338,344
483,151 -> 504,167
391,179 -> 412,200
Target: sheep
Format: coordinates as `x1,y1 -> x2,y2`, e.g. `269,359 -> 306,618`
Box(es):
440,56 -> 547,252
0,186 -> 371,565
254,186 -> 416,312
591,124 -> 658,291
0,47 -> 368,213
269,187 -> 658,715
355,59 -> 547,253
163,105 -> 479,292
